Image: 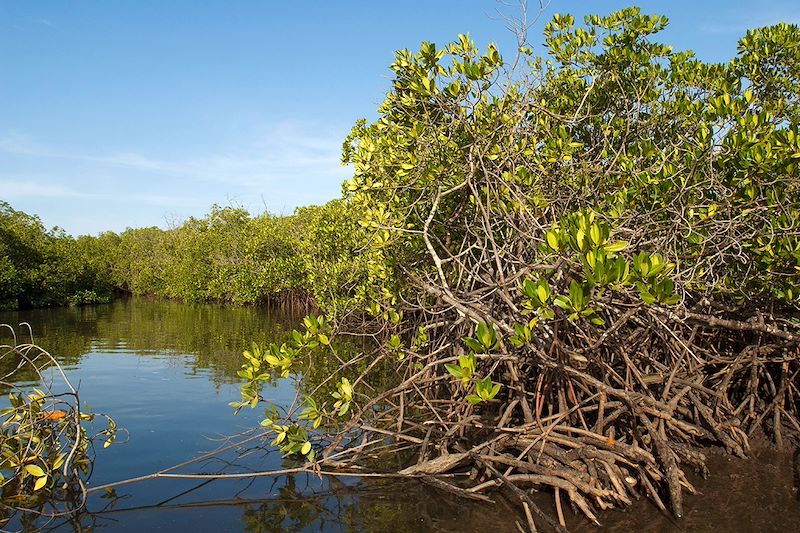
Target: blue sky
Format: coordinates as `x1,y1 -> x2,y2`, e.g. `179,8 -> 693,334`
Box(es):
1,1 -> 797,236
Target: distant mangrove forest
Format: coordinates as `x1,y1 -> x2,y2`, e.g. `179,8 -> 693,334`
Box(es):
0,198 -> 365,312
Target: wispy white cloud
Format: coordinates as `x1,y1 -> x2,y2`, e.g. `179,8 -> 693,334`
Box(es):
0,180 -> 82,198
0,120 -> 349,234
0,120 -> 347,189
0,132 -> 60,158
0,177 -> 206,208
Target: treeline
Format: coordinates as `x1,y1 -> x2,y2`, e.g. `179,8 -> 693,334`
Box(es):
0,199 -> 367,312
0,201 -> 117,309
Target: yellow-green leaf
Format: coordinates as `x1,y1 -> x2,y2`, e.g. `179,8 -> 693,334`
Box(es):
34,475 -> 48,491
546,230 -> 559,251
24,464 -> 45,478
589,224 -> 601,245
536,285 -> 548,304
604,241 -> 628,253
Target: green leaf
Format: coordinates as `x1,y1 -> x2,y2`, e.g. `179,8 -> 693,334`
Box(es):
476,322 -> 496,350
445,363 -> 463,379
536,283 -> 549,304
292,330 -> 303,345
490,382 -> 501,398
546,230 -> 560,251
569,280 -> 584,310
52,453 -> 66,470
554,295 -> 571,310
576,228 -> 586,250
637,282 -> 656,305
463,337 -> 484,353
589,224 -> 601,245
466,394 -> 483,404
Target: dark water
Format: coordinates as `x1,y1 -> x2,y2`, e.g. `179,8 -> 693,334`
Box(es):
1,299 -> 798,532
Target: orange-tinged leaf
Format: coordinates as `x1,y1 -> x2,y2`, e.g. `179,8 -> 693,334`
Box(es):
45,410 -> 67,421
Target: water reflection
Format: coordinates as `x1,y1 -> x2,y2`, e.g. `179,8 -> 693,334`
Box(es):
0,298 -> 300,387
1,299 -> 518,532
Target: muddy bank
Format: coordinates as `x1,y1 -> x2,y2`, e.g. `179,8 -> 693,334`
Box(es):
337,444 -> 799,532
563,444 -> 800,533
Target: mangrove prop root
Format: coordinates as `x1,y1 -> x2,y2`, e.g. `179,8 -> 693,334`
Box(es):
314,305 -> 800,527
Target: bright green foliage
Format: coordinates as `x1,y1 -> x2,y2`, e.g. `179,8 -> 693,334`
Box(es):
296,200 -> 371,315
232,315 -> 349,461
385,334 -> 404,360
332,377 -> 354,417
258,404 -> 315,461
509,320 -> 536,347
231,314 -> 372,459
462,322 -> 498,353
109,201 -> 369,309
343,9 -> 800,312
466,376 -> 501,405
331,8 -> 800,420
1,341 -> 118,517
444,353 -> 476,387
298,396 -> 325,429
231,315 -> 332,411
0,201 -> 115,309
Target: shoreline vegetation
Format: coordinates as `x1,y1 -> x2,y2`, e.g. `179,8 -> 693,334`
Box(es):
3,7 -> 800,531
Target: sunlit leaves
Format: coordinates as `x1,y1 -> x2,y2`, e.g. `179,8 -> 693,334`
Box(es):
462,322 -> 498,354
466,377 -> 502,405
445,353 -> 477,387
332,378 -> 355,417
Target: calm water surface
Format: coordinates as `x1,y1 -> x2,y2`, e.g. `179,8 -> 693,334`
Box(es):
1,299 -> 798,532
0,299 -> 518,532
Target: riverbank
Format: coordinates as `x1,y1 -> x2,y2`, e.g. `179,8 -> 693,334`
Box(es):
567,440 -> 800,532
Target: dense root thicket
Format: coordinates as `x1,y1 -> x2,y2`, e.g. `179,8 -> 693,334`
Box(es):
311,303 -> 799,528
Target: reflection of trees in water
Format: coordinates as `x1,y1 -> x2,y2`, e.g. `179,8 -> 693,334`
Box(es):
58,476 -> 517,533
240,476 -> 322,532
1,297 -> 377,396
1,317 -> 92,389
3,300 -> 492,531
0,298 -> 308,389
